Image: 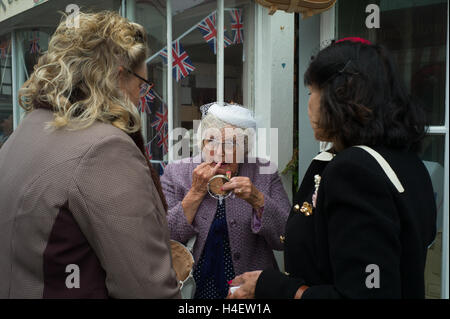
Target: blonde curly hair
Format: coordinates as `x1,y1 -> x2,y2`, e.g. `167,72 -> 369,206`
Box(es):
19,10 -> 149,133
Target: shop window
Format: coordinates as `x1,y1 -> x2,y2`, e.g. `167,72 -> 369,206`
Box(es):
7,0 -> 122,133
17,29 -> 54,82
171,0 -> 219,161
419,134 -> 445,299
0,33 -> 12,149
336,0 -> 448,298
337,0 -> 447,126
134,0 -> 251,173
224,4 -> 245,105
134,0 -> 169,173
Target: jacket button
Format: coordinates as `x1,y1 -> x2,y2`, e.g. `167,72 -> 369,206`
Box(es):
230,219 -> 237,226
280,235 -> 285,243
234,252 -> 241,260
293,204 -> 300,212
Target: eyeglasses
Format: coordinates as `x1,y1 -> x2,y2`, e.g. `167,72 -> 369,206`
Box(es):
204,138 -> 237,152
126,68 -> 154,98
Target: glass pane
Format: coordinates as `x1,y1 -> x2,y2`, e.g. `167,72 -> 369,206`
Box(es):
134,0 -> 168,172
420,134 -> 445,231
171,0 -> 219,160
337,0 -> 447,125
0,33 -> 12,149
419,134 -> 445,299
224,1 -> 246,105
18,29 -> 54,79
8,0 -> 122,128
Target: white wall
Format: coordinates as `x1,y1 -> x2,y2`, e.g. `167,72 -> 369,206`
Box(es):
253,4 -> 295,272
254,5 -> 294,202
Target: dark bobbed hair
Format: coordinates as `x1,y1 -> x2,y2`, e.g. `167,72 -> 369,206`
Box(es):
304,40 -> 427,153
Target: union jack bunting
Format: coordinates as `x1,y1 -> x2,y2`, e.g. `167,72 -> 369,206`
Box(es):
29,31 -> 40,55
158,161 -> 167,176
151,104 -> 168,134
144,141 -> 153,160
138,85 -> 155,114
159,41 -> 195,82
156,127 -> 169,154
0,40 -> 10,59
197,12 -> 233,54
230,9 -> 244,44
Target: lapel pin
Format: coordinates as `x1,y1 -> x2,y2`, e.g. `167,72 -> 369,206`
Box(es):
300,202 -> 313,216
312,174 -> 321,208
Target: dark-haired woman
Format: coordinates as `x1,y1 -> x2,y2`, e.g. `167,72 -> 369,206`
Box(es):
228,38 -> 437,299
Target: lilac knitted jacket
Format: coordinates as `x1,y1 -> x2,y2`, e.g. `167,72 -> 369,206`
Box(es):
160,156 -> 291,276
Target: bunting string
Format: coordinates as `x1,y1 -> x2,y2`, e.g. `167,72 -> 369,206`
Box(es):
146,8 -> 243,65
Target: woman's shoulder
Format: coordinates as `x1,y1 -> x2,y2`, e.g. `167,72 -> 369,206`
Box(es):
322,146 -> 431,195
328,145 -> 424,172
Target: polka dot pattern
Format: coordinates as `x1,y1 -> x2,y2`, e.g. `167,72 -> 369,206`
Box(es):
193,200 -> 235,299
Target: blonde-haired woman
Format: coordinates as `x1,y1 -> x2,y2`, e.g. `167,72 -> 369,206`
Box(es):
0,11 -> 180,298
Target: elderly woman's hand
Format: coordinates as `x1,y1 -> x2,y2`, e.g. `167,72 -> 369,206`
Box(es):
226,270 -> 262,299
222,177 -> 264,210
191,162 -> 222,195
182,162 -> 222,224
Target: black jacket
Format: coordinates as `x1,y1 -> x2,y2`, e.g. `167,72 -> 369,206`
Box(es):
255,146 -> 437,299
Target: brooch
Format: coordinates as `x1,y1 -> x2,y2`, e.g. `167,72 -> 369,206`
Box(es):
300,202 -> 313,216
312,174 -> 321,209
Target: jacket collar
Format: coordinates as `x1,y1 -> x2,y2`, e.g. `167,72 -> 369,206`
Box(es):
313,151 -> 336,162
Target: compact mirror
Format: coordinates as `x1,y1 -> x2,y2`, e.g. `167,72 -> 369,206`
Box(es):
207,173 -> 232,201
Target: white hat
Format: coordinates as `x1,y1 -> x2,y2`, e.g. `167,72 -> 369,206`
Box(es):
200,102 -> 256,129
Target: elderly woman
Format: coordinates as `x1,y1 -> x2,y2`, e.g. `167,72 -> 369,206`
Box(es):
161,103 -> 291,299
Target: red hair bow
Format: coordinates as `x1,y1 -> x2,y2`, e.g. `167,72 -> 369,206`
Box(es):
335,37 -> 372,45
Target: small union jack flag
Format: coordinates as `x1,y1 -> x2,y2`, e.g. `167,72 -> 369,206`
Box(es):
157,127 -> 169,154
0,40 -> 10,59
197,12 -> 233,54
138,86 -> 155,114
159,161 -> 167,176
30,31 -> 40,55
230,9 -> 244,44
145,141 -> 153,160
159,40 -> 195,82
151,104 -> 168,134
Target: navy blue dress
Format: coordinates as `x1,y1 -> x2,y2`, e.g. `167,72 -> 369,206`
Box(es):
193,199 -> 235,299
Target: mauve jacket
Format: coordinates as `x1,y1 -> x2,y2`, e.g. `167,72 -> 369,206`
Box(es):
160,156 -> 291,276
